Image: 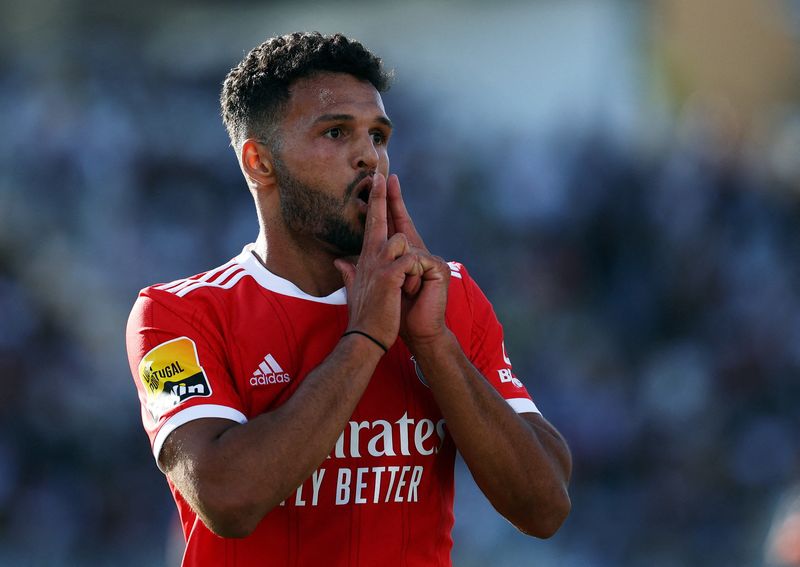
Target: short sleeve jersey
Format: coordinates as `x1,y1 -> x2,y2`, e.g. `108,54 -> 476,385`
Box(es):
125,245 -> 539,567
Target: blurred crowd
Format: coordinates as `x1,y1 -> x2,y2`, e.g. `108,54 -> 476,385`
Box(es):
2,7 -> 800,567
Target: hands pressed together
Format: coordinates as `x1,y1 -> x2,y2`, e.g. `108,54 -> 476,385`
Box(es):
334,174 -> 450,353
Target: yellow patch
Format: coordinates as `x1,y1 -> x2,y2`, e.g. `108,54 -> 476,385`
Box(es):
138,337 -> 212,421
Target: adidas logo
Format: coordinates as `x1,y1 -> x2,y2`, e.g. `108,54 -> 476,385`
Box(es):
250,354 -> 291,386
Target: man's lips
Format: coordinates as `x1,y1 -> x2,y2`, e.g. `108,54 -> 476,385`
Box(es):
353,175 -> 374,206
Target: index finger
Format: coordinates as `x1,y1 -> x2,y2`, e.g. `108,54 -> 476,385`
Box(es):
387,174 -> 427,251
363,173 -> 388,253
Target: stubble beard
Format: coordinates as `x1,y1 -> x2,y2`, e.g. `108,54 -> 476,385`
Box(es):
273,155 -> 366,256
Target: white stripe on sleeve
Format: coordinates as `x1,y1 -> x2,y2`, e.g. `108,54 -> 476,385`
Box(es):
506,397 -> 540,415
153,404 -> 248,471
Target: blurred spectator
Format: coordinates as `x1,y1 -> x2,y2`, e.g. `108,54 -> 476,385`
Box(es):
767,486 -> 800,567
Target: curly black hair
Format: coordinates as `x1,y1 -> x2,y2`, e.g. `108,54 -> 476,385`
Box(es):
221,32 -> 392,149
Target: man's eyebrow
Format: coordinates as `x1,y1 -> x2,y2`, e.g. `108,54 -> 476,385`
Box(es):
314,113 -> 393,129
375,116 -> 393,129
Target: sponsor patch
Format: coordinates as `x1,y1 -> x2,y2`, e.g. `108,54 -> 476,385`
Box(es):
138,337 -> 212,421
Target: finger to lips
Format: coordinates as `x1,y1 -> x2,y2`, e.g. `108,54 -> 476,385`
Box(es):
363,173 -> 388,253
387,174 -> 426,251
387,199 -> 397,237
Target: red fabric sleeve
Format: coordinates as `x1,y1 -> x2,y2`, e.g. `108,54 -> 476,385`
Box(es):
451,262 -> 539,414
126,288 -> 247,466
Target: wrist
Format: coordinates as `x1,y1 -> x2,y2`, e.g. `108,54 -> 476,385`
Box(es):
340,329 -> 392,358
342,330 -> 389,355
405,328 -> 457,359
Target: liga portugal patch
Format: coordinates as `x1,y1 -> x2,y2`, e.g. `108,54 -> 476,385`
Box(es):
138,337 -> 212,421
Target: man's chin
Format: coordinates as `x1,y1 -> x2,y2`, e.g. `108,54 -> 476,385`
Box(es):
318,234 -> 363,257
316,218 -> 364,256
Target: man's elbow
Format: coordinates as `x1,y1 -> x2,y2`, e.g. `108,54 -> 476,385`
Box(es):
194,485 -> 266,539
515,486 -> 571,539
202,514 -> 259,540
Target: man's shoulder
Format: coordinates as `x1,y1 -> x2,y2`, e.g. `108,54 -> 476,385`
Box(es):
141,254 -> 249,301
130,250 -> 254,324
445,259 -> 480,293
444,259 -> 498,315
443,260 -> 475,309
446,260 -> 466,281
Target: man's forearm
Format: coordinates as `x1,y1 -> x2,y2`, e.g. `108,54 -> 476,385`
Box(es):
409,330 -> 571,537
163,334 -> 383,537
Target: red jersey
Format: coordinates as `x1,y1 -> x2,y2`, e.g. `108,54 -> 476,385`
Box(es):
126,245 -> 538,567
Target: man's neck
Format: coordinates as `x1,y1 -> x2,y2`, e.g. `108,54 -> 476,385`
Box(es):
252,229 -> 349,298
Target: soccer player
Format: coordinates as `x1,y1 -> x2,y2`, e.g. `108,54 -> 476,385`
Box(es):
126,32 -> 571,566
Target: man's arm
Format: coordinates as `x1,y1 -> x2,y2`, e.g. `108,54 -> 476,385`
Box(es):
411,333 -> 571,538
158,177 -> 424,538
159,337 -> 381,538
386,174 -> 571,537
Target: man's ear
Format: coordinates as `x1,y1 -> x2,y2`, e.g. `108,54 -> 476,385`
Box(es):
240,139 -> 275,187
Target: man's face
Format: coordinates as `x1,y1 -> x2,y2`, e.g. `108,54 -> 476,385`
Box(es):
271,72 -> 392,255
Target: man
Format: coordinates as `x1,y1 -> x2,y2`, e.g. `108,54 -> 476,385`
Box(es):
126,32 -> 571,566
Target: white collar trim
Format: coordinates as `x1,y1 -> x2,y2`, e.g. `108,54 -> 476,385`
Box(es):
236,244 -> 348,305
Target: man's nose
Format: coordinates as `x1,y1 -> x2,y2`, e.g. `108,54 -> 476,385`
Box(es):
353,134 -> 379,170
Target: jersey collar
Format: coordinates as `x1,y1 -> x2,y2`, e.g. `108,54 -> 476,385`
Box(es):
236,244 -> 348,305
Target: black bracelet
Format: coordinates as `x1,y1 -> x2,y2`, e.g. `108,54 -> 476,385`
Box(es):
342,330 -> 389,354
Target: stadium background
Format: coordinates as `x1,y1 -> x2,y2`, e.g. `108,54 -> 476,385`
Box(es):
1,0 -> 800,565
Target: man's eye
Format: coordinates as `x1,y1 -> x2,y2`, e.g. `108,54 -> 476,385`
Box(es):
324,128 -> 343,139
371,132 -> 386,145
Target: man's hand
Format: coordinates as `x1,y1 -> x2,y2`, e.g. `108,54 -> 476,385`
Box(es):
385,174 -> 451,347
386,176 -> 571,538
334,174 -> 424,351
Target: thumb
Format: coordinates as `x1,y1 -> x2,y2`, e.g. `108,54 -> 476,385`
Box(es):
333,258 -> 357,289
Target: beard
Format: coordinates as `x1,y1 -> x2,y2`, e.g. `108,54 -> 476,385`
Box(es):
273,156 -> 367,256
